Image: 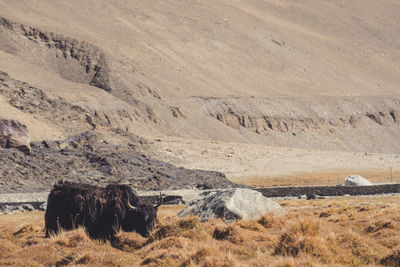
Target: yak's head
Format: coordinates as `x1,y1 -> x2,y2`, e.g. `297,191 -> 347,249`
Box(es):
123,194 -> 162,237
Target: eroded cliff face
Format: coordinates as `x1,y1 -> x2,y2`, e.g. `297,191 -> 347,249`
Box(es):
0,17 -> 112,92
0,0 -> 400,155
196,96 -> 400,153
210,105 -> 400,134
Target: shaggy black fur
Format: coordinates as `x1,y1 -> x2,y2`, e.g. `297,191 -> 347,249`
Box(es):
45,181 -> 159,239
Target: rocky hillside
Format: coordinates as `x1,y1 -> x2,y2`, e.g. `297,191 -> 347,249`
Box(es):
0,131 -> 236,193
0,0 -> 399,183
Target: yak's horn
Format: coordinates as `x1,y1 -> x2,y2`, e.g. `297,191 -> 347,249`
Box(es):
126,196 -> 137,211
153,192 -> 163,208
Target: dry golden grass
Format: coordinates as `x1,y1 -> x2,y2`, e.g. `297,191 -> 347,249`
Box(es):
0,195 -> 399,266
237,170 -> 400,187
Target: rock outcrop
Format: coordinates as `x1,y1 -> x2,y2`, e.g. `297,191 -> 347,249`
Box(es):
0,17 -> 112,92
178,188 -> 284,222
0,132 -> 238,193
210,105 -> 400,135
0,119 -> 31,154
344,175 -> 372,186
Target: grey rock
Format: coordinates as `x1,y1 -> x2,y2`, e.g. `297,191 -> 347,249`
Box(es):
0,132 -> 239,193
0,203 -> 34,214
0,118 -> 31,154
8,205 -> 20,211
0,205 -> 12,214
178,188 -> 285,222
345,175 -> 372,186
21,204 -> 34,211
306,194 -> 317,200
39,202 -> 47,211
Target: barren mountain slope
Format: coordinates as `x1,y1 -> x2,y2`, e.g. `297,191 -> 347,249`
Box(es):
0,0 -> 399,179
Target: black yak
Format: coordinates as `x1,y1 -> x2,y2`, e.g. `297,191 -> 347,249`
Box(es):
45,181 -> 162,239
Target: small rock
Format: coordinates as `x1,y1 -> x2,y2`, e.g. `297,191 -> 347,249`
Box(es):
0,118 -> 31,154
345,175 -> 372,186
8,205 -> 20,212
0,204 -> 35,214
39,202 -> 47,211
306,194 -> 317,200
21,204 -> 34,211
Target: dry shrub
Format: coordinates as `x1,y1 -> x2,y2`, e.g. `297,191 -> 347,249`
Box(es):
319,211 -> 331,218
13,224 -> 36,237
113,231 -> 147,251
151,216 -> 204,241
212,225 -> 243,244
0,238 -> 18,255
380,249 -> 400,267
75,252 -> 95,264
178,217 -> 200,229
382,237 -> 400,250
23,236 -> 40,247
151,224 -> 177,239
141,248 -> 184,266
149,236 -> 188,250
258,213 -> 285,229
237,220 -> 264,232
365,221 -> 394,233
268,256 -> 315,267
334,232 -> 381,264
180,246 -> 238,267
9,241 -> 63,266
0,258 -> 43,267
274,219 -> 330,261
138,236 -> 188,265
220,244 -> 257,260
181,246 -> 226,267
55,252 -> 79,266
55,252 -> 95,266
141,257 -> 160,266
50,227 -> 90,247
200,256 -> 237,267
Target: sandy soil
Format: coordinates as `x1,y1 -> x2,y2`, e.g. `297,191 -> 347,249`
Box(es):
147,136 -> 400,185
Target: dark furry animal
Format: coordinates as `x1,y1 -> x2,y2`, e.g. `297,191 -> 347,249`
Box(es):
45,181 -> 162,239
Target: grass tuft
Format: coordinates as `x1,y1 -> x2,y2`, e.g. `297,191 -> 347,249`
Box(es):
213,225 -> 243,244
112,231 -> 147,251
380,248 -> 400,267
274,218 -> 329,261
258,213 -> 285,229
50,227 -> 91,248
150,216 -> 204,242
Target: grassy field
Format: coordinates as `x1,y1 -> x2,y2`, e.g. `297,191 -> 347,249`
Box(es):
0,196 -> 399,266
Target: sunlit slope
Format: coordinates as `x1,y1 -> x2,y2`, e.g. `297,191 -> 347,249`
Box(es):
1,0 -> 399,97
0,0 -> 399,153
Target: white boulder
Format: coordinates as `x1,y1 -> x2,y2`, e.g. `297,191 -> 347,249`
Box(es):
178,188 -> 285,222
344,175 -> 372,186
